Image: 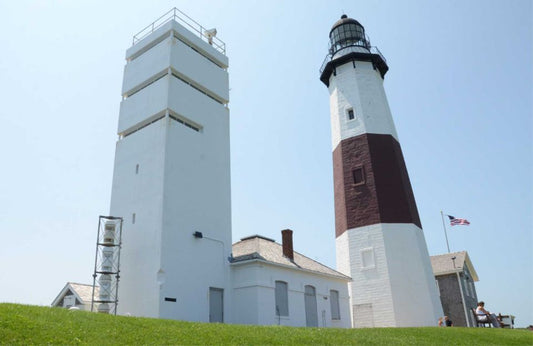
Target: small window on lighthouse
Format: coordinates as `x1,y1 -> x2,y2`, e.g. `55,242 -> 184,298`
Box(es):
347,108 -> 355,120
361,247 -> 375,270
352,167 -> 365,185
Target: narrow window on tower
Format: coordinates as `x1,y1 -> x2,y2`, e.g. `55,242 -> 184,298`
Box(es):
347,108 -> 355,121
135,164 -> 139,174
352,166 -> 365,185
132,213 -> 136,224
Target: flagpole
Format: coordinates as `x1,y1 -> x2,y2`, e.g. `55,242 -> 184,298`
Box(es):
441,211 -> 451,253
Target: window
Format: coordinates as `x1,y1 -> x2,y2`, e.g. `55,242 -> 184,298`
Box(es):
275,281 -> 289,316
361,247 -> 375,270
63,295 -> 76,308
347,108 -> 355,120
135,164 -> 139,174
330,290 -> 340,320
132,213 -> 136,224
464,276 -> 471,297
352,167 -> 365,185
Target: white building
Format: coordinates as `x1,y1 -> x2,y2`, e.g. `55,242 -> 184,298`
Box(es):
51,282 -> 99,311
231,230 -> 351,328
109,11 -> 231,322
107,9 -> 349,327
430,251 -> 480,327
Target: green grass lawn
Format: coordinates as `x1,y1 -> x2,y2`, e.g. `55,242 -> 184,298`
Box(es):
0,303 -> 531,345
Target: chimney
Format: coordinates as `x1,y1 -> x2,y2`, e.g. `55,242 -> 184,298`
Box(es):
281,229 -> 294,260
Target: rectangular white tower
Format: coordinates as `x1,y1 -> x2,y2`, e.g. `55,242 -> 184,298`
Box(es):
320,15 -> 443,327
109,10 -> 231,322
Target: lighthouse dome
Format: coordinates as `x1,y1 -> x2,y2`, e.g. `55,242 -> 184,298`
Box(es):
329,14 -> 370,56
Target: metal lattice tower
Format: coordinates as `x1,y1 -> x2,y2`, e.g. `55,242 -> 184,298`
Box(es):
91,216 -> 123,314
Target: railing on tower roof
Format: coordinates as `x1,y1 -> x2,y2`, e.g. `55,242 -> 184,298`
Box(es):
319,46 -> 386,75
132,7 -> 226,55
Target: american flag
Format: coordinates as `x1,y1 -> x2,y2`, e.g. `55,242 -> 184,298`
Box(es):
448,215 -> 470,226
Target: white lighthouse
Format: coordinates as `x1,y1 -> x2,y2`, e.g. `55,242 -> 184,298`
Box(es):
320,15 -> 443,327
109,10 -> 231,322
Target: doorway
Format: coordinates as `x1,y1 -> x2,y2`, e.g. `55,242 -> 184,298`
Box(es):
209,287 -> 224,323
304,285 -> 318,327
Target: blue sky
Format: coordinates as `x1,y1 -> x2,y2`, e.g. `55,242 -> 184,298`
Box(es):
0,0 -> 531,327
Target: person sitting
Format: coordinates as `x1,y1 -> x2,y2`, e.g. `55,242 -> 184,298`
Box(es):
444,316 -> 453,327
476,301 -> 501,328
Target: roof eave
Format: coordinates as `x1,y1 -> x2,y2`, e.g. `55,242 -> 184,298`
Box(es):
463,252 -> 479,281
434,268 -> 463,277
231,258 -> 352,282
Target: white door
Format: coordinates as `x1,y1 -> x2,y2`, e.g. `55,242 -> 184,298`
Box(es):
209,287 -> 223,323
304,285 -> 318,327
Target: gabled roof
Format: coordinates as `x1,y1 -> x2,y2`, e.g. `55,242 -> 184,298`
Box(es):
51,282 -> 99,307
231,235 -> 351,281
430,251 -> 479,281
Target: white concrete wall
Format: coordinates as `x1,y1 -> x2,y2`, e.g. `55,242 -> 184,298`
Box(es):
337,225 -> 395,327
328,60 -> 398,150
122,37 -> 171,96
110,17 -> 231,322
158,106 -> 231,322
111,120 -> 167,318
167,76 -> 227,126
231,262 -> 351,328
118,72 -> 228,136
126,21 -> 228,69
118,75 -> 169,134
169,38 -> 229,102
230,264 -> 261,324
337,224 -> 443,327
384,224 -> 443,326
122,35 -> 228,102
335,231 -> 353,325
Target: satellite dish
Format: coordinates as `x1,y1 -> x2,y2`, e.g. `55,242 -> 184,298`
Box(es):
205,28 -> 217,45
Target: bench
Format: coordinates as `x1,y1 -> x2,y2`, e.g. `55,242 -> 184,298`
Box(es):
471,308 -> 492,327
471,308 -> 508,328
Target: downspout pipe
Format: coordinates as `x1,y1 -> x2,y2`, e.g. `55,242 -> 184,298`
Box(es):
456,272 -> 470,327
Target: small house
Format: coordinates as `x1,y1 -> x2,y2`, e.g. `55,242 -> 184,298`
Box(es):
231,230 -> 351,327
51,282 -> 99,311
430,251 -> 479,327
